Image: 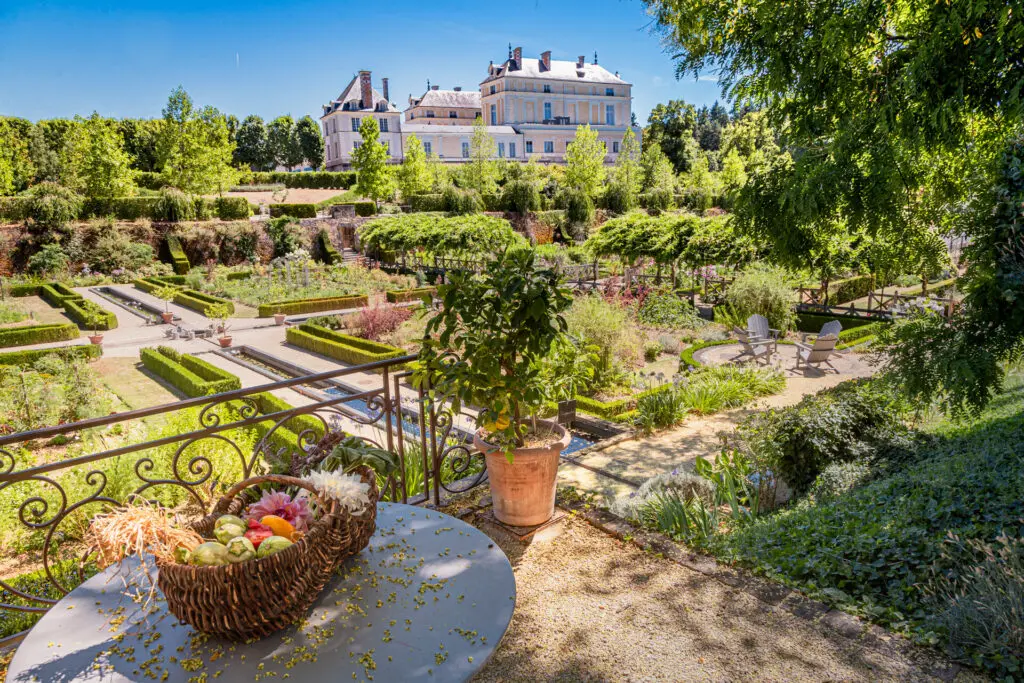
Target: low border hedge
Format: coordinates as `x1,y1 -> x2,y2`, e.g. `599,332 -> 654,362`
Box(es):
7,283 -> 43,297
173,290 -> 234,317
385,287 -> 435,304
63,298 -> 118,331
257,295 -> 367,317
286,324 -> 404,370
0,344 -> 101,366
575,383 -> 675,421
140,346 -> 241,397
795,312 -> 879,333
678,339 -> 736,370
317,230 -> 341,265
165,236 -> 191,275
247,171 -> 357,190
0,323 -> 80,348
269,203 -> 317,219
39,282 -> 82,307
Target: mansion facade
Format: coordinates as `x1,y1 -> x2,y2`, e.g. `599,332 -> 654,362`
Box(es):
321,48 -> 637,171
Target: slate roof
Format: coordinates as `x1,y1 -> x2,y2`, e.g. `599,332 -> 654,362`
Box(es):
482,57 -> 629,86
409,89 -> 481,110
322,75 -> 399,116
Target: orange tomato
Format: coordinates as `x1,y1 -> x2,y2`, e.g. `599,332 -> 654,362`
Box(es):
260,515 -> 297,541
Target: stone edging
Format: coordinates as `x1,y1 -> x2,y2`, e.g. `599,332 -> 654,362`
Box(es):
557,497 -> 963,682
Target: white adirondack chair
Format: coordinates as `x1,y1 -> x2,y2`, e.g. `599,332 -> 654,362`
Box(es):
801,320 -> 842,344
794,334 -> 839,372
732,326 -> 775,365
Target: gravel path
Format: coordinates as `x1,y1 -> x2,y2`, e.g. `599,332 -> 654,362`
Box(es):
471,515 -> 957,683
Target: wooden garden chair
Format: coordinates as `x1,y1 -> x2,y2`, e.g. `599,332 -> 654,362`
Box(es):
747,314 -> 782,349
801,320 -> 842,344
732,326 -> 775,365
794,334 -> 839,372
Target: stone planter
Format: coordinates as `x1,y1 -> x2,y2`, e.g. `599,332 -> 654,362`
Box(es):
88,334 -> 104,345
218,336 -> 232,348
161,312 -> 174,324
273,313 -> 286,326
473,419 -> 570,527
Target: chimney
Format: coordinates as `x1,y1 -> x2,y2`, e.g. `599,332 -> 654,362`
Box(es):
382,78 -> 389,102
577,55 -> 585,68
431,85 -> 439,91
513,46 -> 522,70
541,50 -> 551,71
454,86 -> 462,92
593,51 -> 598,65
359,70 -> 372,109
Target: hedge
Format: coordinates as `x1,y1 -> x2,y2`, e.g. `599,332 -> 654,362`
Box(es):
39,282 -> 82,307
165,235 -> 191,275
173,290 -> 234,317
225,270 -> 252,281
408,193 -> 445,213
246,171 -> 357,190
795,312 -> 879,333
257,294 -> 367,317
575,383 -> 675,420
836,321 -> 890,350
134,276 -> 186,295
286,324 -> 404,370
214,196 -> 251,220
8,283 -> 43,297
0,323 -> 80,348
317,230 -> 341,265
827,275 -> 873,305
251,392 -> 325,442
63,298 -> 118,331
385,287 -> 435,304
82,197 -> 163,221
140,346 -> 241,397
269,203 -> 317,219
0,197 -> 28,222
678,339 -> 738,370
0,344 -> 102,366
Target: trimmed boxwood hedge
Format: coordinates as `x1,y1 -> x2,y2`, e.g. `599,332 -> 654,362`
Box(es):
247,171 -> 357,190
214,196 -> 251,220
164,235 -> 191,275
0,323 -> 79,348
317,230 -> 341,265
8,283 -> 43,297
385,287 -> 435,304
795,312 -> 879,333
286,324 -> 404,370
257,294 -> 367,317
140,346 -> 241,397
269,203 -> 317,219
134,275 -> 186,295
39,282 -> 82,307
173,290 -> 234,317
251,392 -> 325,441
678,339 -> 738,370
0,344 -> 101,366
408,193 -> 445,212
63,298 -> 118,330
575,383 -> 675,420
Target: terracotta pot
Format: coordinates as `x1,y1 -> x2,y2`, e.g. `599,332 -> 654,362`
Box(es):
218,336 -> 232,348
161,312 -> 174,324
473,419 -> 570,527
273,313 -> 286,326
88,334 -> 104,345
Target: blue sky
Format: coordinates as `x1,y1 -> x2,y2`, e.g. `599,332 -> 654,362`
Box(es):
0,0 -> 725,124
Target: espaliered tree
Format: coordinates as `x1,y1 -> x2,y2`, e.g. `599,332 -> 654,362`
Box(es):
358,214 -> 526,257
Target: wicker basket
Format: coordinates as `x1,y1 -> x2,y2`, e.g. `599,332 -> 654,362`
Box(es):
156,469 -> 378,640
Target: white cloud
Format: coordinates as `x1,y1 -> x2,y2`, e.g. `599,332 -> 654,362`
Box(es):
697,75 -> 720,82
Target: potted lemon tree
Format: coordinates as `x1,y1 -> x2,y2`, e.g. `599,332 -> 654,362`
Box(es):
155,285 -> 178,324
414,249 -> 573,526
208,302 -> 233,347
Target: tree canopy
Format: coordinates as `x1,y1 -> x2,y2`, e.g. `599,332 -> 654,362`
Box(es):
358,214 -> 526,256
352,117 -> 394,205
156,86 -> 237,194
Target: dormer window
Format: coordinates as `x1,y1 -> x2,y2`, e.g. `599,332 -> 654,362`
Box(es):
543,84 -> 551,93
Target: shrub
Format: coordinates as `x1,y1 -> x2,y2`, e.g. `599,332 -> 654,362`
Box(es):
215,196 -> 251,220
442,186 -> 482,215
24,182 -> 83,241
557,188 -> 595,237
602,183 -> 636,214
0,322 -> 79,348
642,188 -> 675,214
806,462 -> 872,502
637,293 -> 707,329
635,384 -> 686,432
643,341 -> 663,362
257,294 -> 368,317
827,275 -> 873,305
27,244 -> 70,276
247,171 -> 357,189
164,235 -> 191,275
88,232 -> 155,273
385,287 -> 435,304
725,265 -> 796,332
286,324 -> 405,370
268,203 -> 316,218
351,304 -> 412,342
0,344 -> 101,366
140,346 -> 241,397
265,216 -> 305,257
0,197 -> 29,223
154,187 -> 196,222
501,179 -> 541,214
565,295 -> 637,386
359,214 -> 524,256
408,193 -> 445,212
732,378 -> 910,494
81,196 -> 161,220
611,470 -> 715,521
316,230 -> 341,265
63,298 -> 118,331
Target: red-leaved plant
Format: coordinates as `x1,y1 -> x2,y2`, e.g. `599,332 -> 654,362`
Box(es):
353,304 -> 412,342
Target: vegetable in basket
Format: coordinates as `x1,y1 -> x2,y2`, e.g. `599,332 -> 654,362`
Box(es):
225,536 -> 256,563
256,535 -> 293,559
245,518 -> 274,549
190,541 -> 231,566
213,516 -> 247,544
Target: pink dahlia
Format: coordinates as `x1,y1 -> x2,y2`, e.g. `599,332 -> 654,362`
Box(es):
245,490 -> 312,531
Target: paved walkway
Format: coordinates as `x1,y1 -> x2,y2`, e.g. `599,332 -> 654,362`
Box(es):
558,342 -> 876,504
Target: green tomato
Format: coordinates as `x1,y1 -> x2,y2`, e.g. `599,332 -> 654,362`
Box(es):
256,535 -> 293,559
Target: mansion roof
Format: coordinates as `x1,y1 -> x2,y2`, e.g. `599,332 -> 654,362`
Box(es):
482,57 -> 628,86
409,89 -> 481,110
322,76 -> 399,116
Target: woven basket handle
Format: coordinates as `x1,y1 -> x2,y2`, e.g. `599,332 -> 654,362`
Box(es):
213,474 -> 333,516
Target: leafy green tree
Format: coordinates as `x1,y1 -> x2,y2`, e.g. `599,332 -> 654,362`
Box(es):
352,117 -> 394,206
234,115 -> 273,171
464,116 -> 497,195
564,125 -> 606,198
118,119 -> 163,172
295,115 -> 324,169
640,142 -> 675,192
396,134 -> 431,199
0,117 -> 34,193
611,128 -> 641,198
80,113 -> 135,198
156,86 -> 238,194
720,148 -> 748,193
644,100 -> 698,172
268,115 -> 303,170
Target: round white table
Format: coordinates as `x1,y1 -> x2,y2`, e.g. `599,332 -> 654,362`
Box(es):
6,503 -> 515,682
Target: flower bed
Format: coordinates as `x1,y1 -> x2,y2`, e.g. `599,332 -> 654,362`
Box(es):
285,323 -> 404,370
385,287 -> 435,304
257,295 -> 367,317
0,323 -> 80,348
140,346 -> 241,396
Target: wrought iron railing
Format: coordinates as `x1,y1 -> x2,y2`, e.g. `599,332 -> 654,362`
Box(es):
0,355 -> 486,647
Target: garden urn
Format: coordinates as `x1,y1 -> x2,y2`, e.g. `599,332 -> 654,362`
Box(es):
274,313 -> 286,326
161,312 -> 174,324
88,334 -> 104,345
473,419 -> 570,526
218,336 -> 233,348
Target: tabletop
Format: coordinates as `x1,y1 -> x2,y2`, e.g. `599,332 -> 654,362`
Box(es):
6,503 -> 516,683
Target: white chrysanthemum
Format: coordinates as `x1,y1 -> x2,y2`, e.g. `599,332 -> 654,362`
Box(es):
305,470 -> 371,515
